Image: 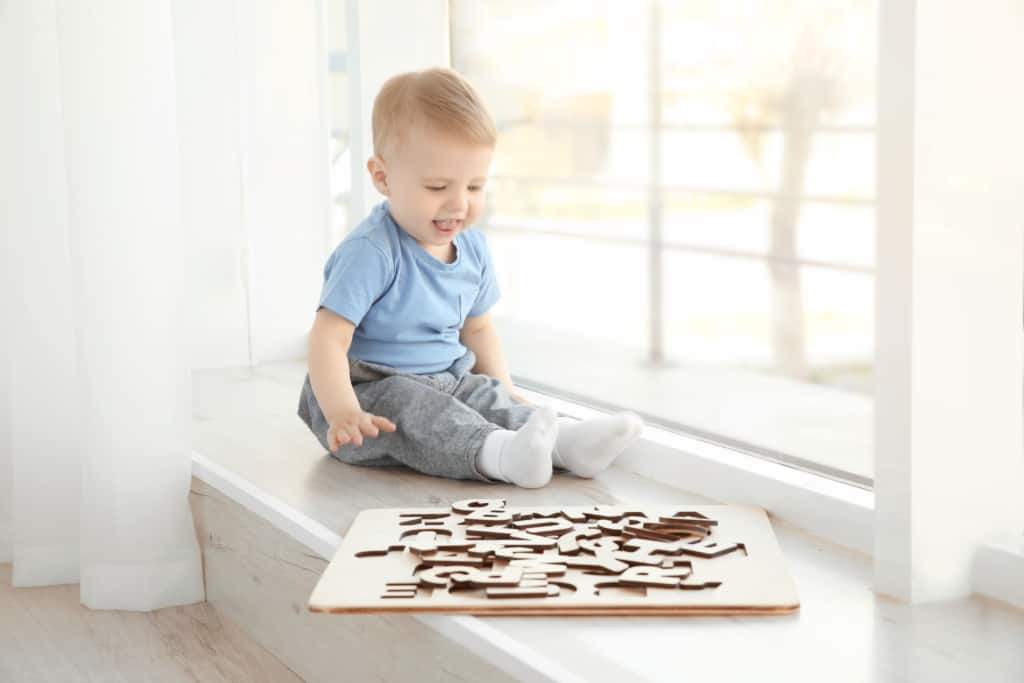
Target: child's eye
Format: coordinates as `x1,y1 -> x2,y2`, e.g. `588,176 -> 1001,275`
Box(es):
469,186 -> 483,192
425,186 -> 445,192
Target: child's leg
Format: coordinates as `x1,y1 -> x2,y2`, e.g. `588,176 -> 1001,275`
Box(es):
447,371 -> 558,487
299,373 -> 497,481
451,370 -> 643,479
453,366 -> 643,484
451,372 -> 534,431
474,407 -> 558,488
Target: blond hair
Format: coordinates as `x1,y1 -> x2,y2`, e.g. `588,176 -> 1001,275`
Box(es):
371,67 -> 496,158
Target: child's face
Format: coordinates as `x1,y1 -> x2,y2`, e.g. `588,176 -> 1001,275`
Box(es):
368,121 -> 493,258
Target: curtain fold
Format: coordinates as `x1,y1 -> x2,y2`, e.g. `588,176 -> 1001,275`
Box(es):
2,0 -> 204,611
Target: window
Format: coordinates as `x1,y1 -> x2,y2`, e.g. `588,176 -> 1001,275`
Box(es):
452,0 -> 877,487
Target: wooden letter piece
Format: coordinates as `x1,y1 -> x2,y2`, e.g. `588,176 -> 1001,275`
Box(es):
403,529 -> 452,553
510,517 -> 574,536
676,540 -> 747,559
616,566 -> 693,588
354,544 -> 406,558
451,498 -> 506,514
463,508 -> 514,525
556,527 -> 602,554
465,538 -> 554,555
381,581 -> 420,599
399,526 -> 453,539
449,567 -> 524,587
507,558 -> 568,577
417,565 -> 480,588
464,525 -> 558,551
578,538 -> 622,554
399,512 -> 450,526
583,506 -> 647,522
413,551 -> 487,567
661,511 -> 717,526
514,552 -> 629,575
486,583 -> 560,599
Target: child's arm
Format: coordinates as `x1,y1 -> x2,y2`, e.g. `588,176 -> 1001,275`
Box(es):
308,308 -> 397,451
459,312 -> 529,404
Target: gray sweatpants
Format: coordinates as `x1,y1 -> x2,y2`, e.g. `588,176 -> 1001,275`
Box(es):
297,350 -> 535,482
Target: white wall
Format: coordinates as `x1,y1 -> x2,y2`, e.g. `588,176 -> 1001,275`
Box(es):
874,0 -> 1024,603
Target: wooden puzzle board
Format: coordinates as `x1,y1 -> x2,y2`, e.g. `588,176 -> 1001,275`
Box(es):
308,499 -> 799,616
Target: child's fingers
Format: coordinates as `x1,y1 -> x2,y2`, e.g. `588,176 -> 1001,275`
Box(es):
334,424 -> 360,448
329,430 -> 349,451
356,411 -> 380,438
330,416 -> 389,449
371,415 -> 397,432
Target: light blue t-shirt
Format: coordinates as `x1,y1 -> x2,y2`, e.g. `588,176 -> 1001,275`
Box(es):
317,202 -> 500,374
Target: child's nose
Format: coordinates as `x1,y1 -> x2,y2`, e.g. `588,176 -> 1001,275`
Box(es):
444,190 -> 469,215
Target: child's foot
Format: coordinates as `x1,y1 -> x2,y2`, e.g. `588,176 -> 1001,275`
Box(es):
553,413 -> 643,478
476,407 -> 557,488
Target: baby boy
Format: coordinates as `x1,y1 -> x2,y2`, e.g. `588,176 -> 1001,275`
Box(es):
298,67 -> 642,488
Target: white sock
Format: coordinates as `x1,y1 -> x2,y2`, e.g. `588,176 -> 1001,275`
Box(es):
476,407 -> 557,489
553,413 -> 643,478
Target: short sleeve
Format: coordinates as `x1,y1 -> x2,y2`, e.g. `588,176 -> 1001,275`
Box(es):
469,231 -> 501,317
318,238 -> 394,326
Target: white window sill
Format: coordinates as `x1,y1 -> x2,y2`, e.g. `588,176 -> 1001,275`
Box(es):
190,372 -> 1022,682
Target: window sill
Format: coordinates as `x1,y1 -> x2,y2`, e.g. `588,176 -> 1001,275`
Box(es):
189,362 -> 1023,682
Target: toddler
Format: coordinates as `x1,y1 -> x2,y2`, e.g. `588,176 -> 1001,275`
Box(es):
298,67 -> 642,488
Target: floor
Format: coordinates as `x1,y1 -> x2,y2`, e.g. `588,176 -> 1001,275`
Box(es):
0,564 -> 301,682
190,361 -> 1024,683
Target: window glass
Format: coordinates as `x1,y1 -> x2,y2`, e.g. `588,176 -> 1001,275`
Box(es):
453,0 -> 877,487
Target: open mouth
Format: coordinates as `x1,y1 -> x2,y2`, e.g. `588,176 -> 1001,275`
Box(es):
432,218 -> 462,233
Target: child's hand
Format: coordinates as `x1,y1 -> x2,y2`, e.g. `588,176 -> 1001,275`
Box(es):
326,410 -> 397,451
510,391 -> 531,406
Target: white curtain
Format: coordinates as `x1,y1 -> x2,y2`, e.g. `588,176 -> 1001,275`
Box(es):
0,0 -> 204,609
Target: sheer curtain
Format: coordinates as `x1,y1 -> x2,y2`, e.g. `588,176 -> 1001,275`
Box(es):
0,0 -> 203,610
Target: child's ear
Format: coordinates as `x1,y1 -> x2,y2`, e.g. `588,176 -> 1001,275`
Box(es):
367,155 -> 390,196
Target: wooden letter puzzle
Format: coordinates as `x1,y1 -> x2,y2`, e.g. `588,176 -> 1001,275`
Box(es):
308,499 -> 799,615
